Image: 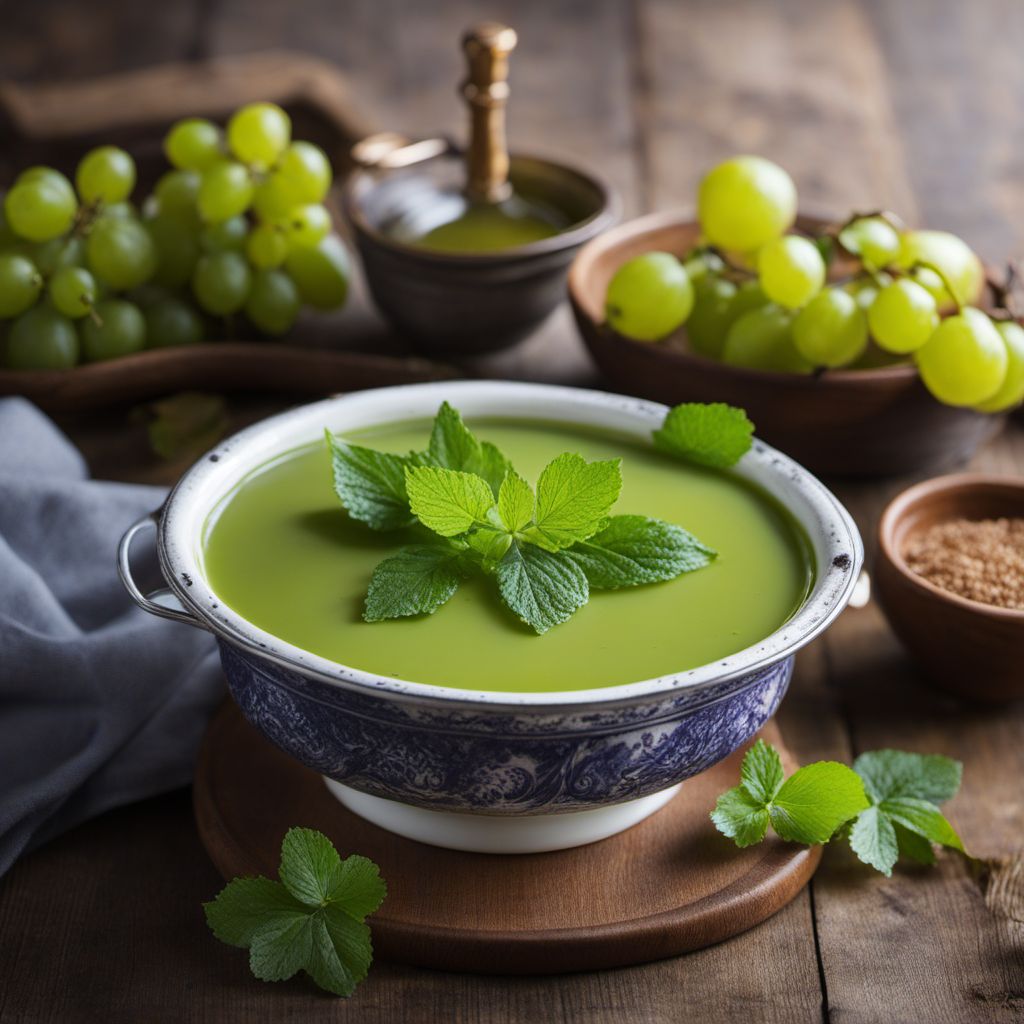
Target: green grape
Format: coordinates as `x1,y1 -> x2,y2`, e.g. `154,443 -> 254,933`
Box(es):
5,179 -> 78,242
164,118 -> 223,171
697,156 -> 797,252
86,217 -> 158,290
227,102 -> 291,168
916,308 -> 1007,406
722,303 -> 811,373
792,287 -> 868,368
247,222 -> 289,269
192,251 -> 251,315
245,268 -> 300,335
866,278 -> 939,354
276,141 -> 332,203
730,280 -> 770,318
604,252 -> 693,342
97,201 -> 136,221
839,217 -> 901,270
146,215 -> 200,288
80,299 -> 146,361
48,266 -> 97,318
976,321 -> 1024,412
844,273 -> 892,311
685,275 -> 737,358
757,235 -> 826,309
199,215 -> 248,254
4,305 -> 79,368
284,234 -> 349,310
252,174 -> 298,221
0,199 -> 18,249
197,162 -> 254,223
154,170 -> 201,214
283,203 -> 331,248
144,297 -> 205,347
76,146 -> 135,205
897,230 -> 984,307
0,252 -> 42,317
125,284 -> 170,308
17,166 -> 74,193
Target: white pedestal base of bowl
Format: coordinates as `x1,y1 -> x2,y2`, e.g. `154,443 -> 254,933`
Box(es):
322,778 -> 683,854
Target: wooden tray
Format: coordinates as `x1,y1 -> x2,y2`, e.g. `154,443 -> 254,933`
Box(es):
0,52 -> 451,411
194,702 -> 820,975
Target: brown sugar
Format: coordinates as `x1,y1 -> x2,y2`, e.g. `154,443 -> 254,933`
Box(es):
903,517 -> 1024,610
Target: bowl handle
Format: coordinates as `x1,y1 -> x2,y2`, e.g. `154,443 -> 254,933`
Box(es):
117,511 -> 209,630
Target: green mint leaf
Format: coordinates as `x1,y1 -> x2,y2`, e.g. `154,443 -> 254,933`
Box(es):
466,528 -> 513,566
564,515 -> 715,589
853,750 -> 962,805
427,402 -> 512,496
849,805 -> 899,876
878,797 -> 964,852
203,877 -> 307,948
710,786 -> 770,847
249,911 -> 316,982
496,541 -> 589,634
769,762 -> 870,844
405,465 -> 495,537
279,827 -> 344,906
364,544 -> 461,622
526,453 -> 621,551
498,470 -> 535,533
325,854 -> 387,920
653,402 -> 754,468
305,906 -> 373,997
326,431 -> 415,531
894,823 -> 937,866
740,738 -> 786,805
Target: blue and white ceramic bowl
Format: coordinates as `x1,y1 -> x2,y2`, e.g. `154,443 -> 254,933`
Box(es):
119,381 -> 862,854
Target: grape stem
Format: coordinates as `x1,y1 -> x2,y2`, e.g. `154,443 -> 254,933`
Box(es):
913,260 -> 963,313
987,261 -> 1021,320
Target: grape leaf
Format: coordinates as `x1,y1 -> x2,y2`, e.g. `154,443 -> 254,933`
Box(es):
364,545 -> 462,622
653,402 -> 754,468
326,431 -> 415,531
405,465 -> 495,537
524,453 -> 621,551
496,541 -> 589,634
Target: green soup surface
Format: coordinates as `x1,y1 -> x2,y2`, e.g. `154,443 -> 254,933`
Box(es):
414,203 -> 559,252
203,419 -> 813,692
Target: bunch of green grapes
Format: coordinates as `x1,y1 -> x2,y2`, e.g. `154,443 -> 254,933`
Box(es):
0,102 -> 350,370
603,155 -> 1024,413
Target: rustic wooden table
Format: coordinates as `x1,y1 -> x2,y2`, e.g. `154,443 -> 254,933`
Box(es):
1,1 -> 1023,1021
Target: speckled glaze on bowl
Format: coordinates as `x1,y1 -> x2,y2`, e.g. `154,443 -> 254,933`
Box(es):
119,381 -> 862,853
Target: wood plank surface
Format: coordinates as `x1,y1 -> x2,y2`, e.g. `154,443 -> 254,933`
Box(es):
1,0 -> 1023,1022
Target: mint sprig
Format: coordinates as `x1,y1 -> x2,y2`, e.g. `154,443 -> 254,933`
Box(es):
204,828 -> 386,997
653,402 -> 754,468
711,740 -> 966,876
326,402 -> 722,635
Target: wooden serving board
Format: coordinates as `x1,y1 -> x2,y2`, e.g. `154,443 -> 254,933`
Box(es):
194,702 -> 820,975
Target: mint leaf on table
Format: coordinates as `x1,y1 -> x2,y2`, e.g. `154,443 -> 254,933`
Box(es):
204,828 -> 386,998
846,750 -> 964,876
523,452 -> 622,551
653,402 -> 754,468
428,401 -> 512,496
405,465 -> 496,536
711,741 -> 966,879
768,762 -> 871,844
364,544 -> 463,622
712,740 -> 869,848
565,515 -> 716,589
326,432 -> 416,531
496,540 -> 589,634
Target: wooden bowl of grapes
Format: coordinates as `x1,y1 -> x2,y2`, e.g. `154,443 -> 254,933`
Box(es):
568,210 -> 1007,479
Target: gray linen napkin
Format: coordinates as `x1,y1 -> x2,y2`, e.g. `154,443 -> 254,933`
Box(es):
0,398 -> 223,876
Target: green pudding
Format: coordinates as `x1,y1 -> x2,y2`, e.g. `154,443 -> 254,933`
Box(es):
203,419 -> 813,692
414,204 -> 560,252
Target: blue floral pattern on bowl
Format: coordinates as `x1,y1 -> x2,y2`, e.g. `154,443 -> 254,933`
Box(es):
220,641 -> 792,814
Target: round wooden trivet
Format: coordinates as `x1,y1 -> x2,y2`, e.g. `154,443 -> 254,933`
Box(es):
194,703 -> 820,975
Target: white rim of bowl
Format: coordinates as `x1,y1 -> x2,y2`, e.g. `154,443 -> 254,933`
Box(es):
157,380 -> 863,710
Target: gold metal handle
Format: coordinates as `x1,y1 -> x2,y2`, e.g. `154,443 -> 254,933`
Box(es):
461,22 -> 517,204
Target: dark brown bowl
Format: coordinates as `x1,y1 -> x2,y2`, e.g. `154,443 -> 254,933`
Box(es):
568,211 -> 1004,478
875,474 -> 1024,702
344,153 -> 619,357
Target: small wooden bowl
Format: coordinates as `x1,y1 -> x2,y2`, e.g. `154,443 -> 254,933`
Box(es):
875,474 -> 1024,702
568,211 -> 1003,478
